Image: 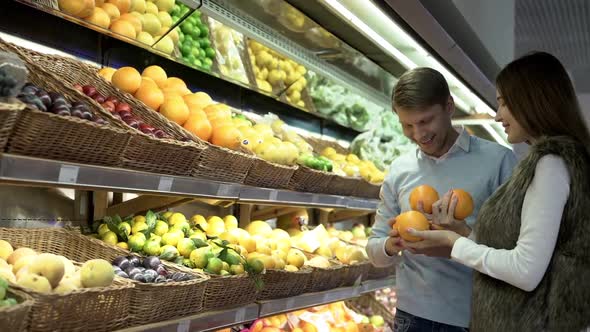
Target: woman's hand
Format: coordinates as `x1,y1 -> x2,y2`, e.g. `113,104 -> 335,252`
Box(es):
419,189 -> 472,237
402,228 -> 463,256
384,217 -> 404,256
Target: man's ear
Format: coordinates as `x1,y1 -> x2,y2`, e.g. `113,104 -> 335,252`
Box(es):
446,96 -> 455,116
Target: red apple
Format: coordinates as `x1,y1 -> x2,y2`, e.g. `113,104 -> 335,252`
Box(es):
73,84 -> 84,93
115,102 -> 132,113
93,94 -> 106,104
101,101 -> 116,113
139,123 -> 154,134
82,85 -> 97,97
118,110 -> 132,119
105,96 -> 119,105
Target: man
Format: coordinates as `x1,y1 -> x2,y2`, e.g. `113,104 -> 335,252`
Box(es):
366,67 -> 517,331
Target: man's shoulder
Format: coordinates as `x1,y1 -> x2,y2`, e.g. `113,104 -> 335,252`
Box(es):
469,135 -> 513,158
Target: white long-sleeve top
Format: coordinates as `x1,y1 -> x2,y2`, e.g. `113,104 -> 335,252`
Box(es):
451,154 -> 570,292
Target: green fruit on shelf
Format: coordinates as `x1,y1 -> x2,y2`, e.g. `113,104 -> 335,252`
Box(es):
206,257 -> 223,274
202,57 -> 213,68
171,5 -> 181,17
192,10 -> 202,18
160,245 -> 180,261
190,27 -> 201,39
198,48 -> 206,59
200,26 -> 209,37
191,48 -> 201,58
205,47 -> 215,59
199,38 -> 211,48
128,233 -> 147,252
192,58 -> 203,68
180,22 -> 194,35
185,54 -> 196,65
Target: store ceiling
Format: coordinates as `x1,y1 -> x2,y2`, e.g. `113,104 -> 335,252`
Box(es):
514,0 -> 590,92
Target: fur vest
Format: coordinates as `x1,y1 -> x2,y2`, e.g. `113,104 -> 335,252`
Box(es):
471,136 -> 590,332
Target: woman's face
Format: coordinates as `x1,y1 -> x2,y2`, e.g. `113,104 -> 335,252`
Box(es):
494,90 -> 532,144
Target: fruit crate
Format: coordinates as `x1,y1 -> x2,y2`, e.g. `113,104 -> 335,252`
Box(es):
0,227 -> 134,332
0,98 -> 25,152
7,42 -> 206,177
0,40 -> 132,167
354,180 -> 382,199
73,234 -> 209,326
303,252 -> 347,292
258,267 -> 312,300
244,158 -> 298,189
287,165 -> 333,193
0,288 -> 34,332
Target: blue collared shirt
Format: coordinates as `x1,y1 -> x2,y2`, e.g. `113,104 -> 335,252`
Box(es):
366,129 -> 517,327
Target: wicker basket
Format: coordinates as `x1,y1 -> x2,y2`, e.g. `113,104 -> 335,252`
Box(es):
346,293 -> 395,325
192,143 -> 255,184
306,136 -> 349,155
354,180 -> 382,199
287,166 -> 333,193
303,252 -> 347,292
0,227 -> 133,332
340,261 -> 371,286
325,174 -> 362,197
202,274 -> 259,311
367,265 -> 396,280
6,41 -> 209,176
258,267 -> 312,300
245,158 -> 297,189
0,41 -> 131,167
65,232 -> 209,326
0,98 -> 25,152
0,288 -> 34,332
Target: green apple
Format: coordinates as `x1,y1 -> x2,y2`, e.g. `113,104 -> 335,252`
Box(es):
370,315 -> 385,327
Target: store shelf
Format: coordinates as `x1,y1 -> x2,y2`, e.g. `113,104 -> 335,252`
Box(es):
115,277 -> 395,332
0,154 -> 379,210
116,303 -> 260,332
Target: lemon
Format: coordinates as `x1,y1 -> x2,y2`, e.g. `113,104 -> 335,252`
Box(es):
161,230 -> 183,247
190,215 -> 207,230
119,222 -> 131,237
190,247 -> 213,269
223,215 -> 238,231
346,154 -> 361,164
230,264 -> 245,275
206,257 -> 223,274
97,224 -> 110,236
189,231 -> 207,242
154,220 -> 169,236
177,238 -> 196,258
168,212 -> 187,226
131,221 -> 148,235
218,231 -> 238,245
101,231 -> 118,245
206,216 -> 225,237
128,233 -> 146,252
132,215 -> 146,226
162,211 -> 173,220
116,242 -> 129,250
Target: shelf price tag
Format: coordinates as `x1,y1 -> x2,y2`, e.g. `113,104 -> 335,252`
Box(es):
158,176 -> 174,192
177,320 -> 190,332
58,165 -> 79,184
268,190 -> 278,201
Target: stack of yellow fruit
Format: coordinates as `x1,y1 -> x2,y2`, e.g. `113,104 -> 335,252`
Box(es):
247,40 -> 308,108
321,147 -> 386,184
0,240 -> 114,294
59,0 -> 179,54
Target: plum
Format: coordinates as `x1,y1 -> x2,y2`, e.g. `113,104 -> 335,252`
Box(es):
101,101 -> 116,113
36,90 -> 52,108
143,256 -> 161,270
82,85 -> 97,97
56,109 -> 71,117
132,273 -> 147,283
22,83 -> 38,95
139,123 -> 155,134
113,256 -> 128,267
51,104 -> 70,115
156,264 -> 168,276
155,275 -> 167,283
73,84 -> 84,93
105,96 -> 119,104
95,118 -> 108,125
93,94 -> 106,104
115,103 -> 131,113
112,265 -> 122,272
72,101 -> 89,111
126,267 -> 142,278
143,269 -> 158,283
154,129 -> 167,139
81,111 -> 94,120
115,271 -> 129,278
52,98 -> 70,109
118,110 -> 132,119
123,117 -> 140,129
71,109 -> 84,118
127,256 -> 141,267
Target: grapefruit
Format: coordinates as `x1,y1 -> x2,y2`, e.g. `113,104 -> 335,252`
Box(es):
110,19 -> 137,39
136,31 -> 154,45
211,125 -> 242,149
409,185 -> 439,214
101,3 -> 120,20
58,0 -> 95,18
184,113 -> 212,141
111,66 -> 142,94
106,0 -> 130,14
395,211 -> 429,242
134,84 -> 164,110
163,77 -> 188,94
159,98 -> 189,125
85,7 -> 111,29
452,189 -> 474,220
142,65 -> 167,87
98,67 -> 116,81
183,92 -> 213,111
119,13 -> 142,34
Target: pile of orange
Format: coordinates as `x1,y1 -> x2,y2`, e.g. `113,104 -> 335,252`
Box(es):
100,65 -> 244,150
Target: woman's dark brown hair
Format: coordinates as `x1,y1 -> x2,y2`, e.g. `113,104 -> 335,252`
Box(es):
496,52 -> 590,149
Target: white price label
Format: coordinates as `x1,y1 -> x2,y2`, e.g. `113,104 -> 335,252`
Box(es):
268,190 -> 278,201
177,320 -> 190,332
58,165 -> 79,184
158,176 -> 174,192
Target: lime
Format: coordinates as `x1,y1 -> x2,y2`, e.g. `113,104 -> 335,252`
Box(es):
143,238 -> 162,256
205,47 -> 215,59
191,47 -> 201,58
181,44 -> 192,56
199,38 -> 211,48
192,58 -> 203,68
198,48 -> 206,59
180,22 -> 194,35
187,16 -> 197,26
200,26 -> 209,37
154,220 -> 169,236
177,238 -> 196,258
248,258 -> 265,274
206,257 -> 223,274
202,57 -> 213,68
192,10 -> 201,18
101,231 -> 118,245
171,4 -> 180,16
160,245 -> 180,261
128,233 -> 146,252
190,26 -> 201,39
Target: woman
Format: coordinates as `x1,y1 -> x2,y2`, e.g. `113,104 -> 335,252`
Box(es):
400,52 -> 590,332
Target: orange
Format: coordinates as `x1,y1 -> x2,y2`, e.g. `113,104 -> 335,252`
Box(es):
452,189 -> 474,220
163,92 -> 183,103
134,84 -> 164,110
101,3 -> 121,20
395,211 -> 429,242
109,19 -> 137,39
300,321 -> 318,332
85,7 -> 111,29
58,0 -> 94,18
409,185 -> 439,214
111,66 -> 142,94
159,98 -> 189,125
204,103 -> 232,120
98,67 -> 116,81
163,77 -> 188,94
209,117 -> 232,130
138,77 -> 158,89
142,65 -> 167,88
250,320 -> 265,332
106,0 -> 130,14
183,92 -> 213,110
211,125 -> 242,149
184,113 -> 212,141
119,13 -> 142,34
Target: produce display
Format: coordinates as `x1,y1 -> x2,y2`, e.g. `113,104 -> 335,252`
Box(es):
247,39 -> 308,109
350,111 -> 414,172
111,255 -> 193,282
209,18 -> 249,84
320,147 -> 385,183
16,83 -> 108,125
234,301 -> 386,332
0,277 -> 17,307
0,240 -> 114,294
175,4 -> 215,72
374,288 -> 397,317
